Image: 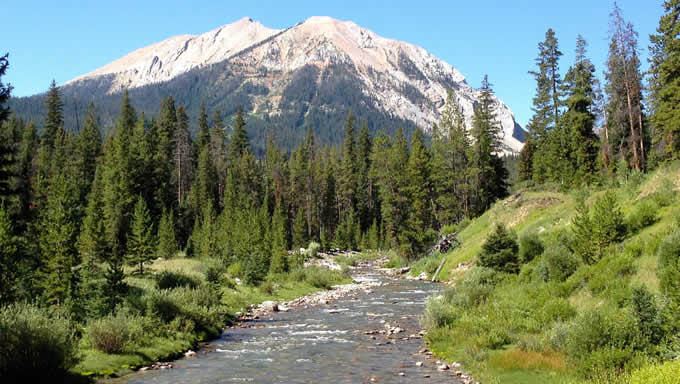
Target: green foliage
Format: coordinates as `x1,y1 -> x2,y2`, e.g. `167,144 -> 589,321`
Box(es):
538,244 -> 579,282
0,303 -> 79,380
0,206 -> 18,304
127,195 -> 155,274
626,199 -> 659,234
478,223 -> 519,273
631,286 -> 664,346
572,191 -> 625,264
629,360 -> 680,384
85,311 -> 144,354
156,271 -> 200,290
519,232 -> 544,263
657,230 -> 680,315
157,209 -> 177,259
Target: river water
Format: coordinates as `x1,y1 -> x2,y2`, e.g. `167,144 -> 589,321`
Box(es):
125,268 -> 461,384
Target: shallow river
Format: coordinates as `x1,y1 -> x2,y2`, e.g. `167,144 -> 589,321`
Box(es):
125,269 -> 461,384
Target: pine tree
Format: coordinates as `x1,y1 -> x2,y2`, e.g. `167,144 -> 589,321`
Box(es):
75,103 -> 102,203
518,137 -> 535,182
78,166 -> 107,266
229,106 -> 249,161
101,90 -> 136,259
469,76 -> 507,215
15,120 -> 37,227
190,147 -> 218,218
432,90 -> 470,224
210,108 -> 228,206
103,256 -> 126,313
39,170 -> 79,306
173,105 -> 193,207
157,208 -> 177,259
557,36 -> 600,185
338,112 -> 357,216
152,97 -> 176,212
0,53 -> 12,124
649,0 -> 680,159
293,205 -> 307,249
270,203 -> 289,274
127,195 -> 155,275
42,80 -> 63,149
528,29 -> 563,183
605,4 -> 646,171
196,103 -> 211,153
401,129 -> 434,257
356,121 -> 375,230
0,205 -> 18,304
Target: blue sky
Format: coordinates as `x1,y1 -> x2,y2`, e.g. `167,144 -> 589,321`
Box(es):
5,0 -> 663,127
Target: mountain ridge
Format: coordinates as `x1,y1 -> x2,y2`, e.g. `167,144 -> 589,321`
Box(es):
14,16 -> 525,152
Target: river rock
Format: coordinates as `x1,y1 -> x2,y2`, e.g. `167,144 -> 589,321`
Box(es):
437,363 -> 449,371
184,350 -> 197,357
261,301 -> 279,312
416,361 -> 423,367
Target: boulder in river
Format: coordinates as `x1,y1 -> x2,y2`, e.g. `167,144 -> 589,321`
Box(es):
261,301 -> 279,312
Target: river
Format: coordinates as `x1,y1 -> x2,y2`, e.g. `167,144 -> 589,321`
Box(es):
124,267 -> 462,383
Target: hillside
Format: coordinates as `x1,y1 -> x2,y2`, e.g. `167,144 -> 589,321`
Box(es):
9,16 -> 524,153
414,163 -> 680,383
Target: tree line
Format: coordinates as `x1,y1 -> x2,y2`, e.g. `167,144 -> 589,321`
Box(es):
0,68 -> 508,315
519,2 -> 680,186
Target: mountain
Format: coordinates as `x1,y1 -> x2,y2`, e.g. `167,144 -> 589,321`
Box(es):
10,16 -> 524,153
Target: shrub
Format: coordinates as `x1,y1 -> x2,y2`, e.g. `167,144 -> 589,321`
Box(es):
156,270 -> 200,290
657,230 -> 680,312
0,303 -> 79,380
565,305 -> 642,378
304,266 -> 339,289
626,200 -> 659,233
86,311 -> 144,354
204,264 -> 223,285
478,223 -> 519,273
650,178 -> 677,207
226,262 -> 242,277
425,257 -> 441,275
629,360 -> 680,384
631,286 -> 664,346
450,267 -> 500,308
306,241 -> 321,259
422,295 -> 457,329
519,232 -> 544,263
539,244 -> 579,282
260,280 -> 277,296
572,191 -> 625,264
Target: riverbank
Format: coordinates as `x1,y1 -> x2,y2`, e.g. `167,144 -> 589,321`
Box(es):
78,255 -> 354,379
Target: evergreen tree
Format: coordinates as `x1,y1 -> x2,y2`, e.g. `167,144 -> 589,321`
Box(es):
152,97 -> 176,212
196,103 -> 211,153
210,108 -> 228,206
42,80 -> 63,149
528,29 -> 563,183
478,223 -> 520,274
75,103 -> 102,203
469,76 -> 507,215
356,121 -> 375,230
648,0 -> 680,159
270,203 -> 289,274
157,208 -> 177,259
101,90 -> 136,259
173,105 -> 193,207
605,4 -> 646,171
190,147 -> 218,218
0,53 -> 12,124
401,129 -> 434,257
103,256 -> 126,313
0,205 -> 18,304
229,106 -> 249,161
127,195 -> 155,275
293,206 -> 308,249
14,120 -> 37,227
39,170 -> 79,306
518,137 -> 535,182
337,112 -> 357,218
78,166 -> 107,266
432,91 -> 470,224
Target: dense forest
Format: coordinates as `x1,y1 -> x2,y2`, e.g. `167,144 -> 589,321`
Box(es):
1,0 -> 679,382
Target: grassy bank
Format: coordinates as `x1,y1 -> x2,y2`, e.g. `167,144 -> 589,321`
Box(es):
67,254 -> 351,378
420,162 -> 680,383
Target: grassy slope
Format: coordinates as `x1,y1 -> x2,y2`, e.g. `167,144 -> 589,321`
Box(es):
75,258 -> 351,377
424,163 -> 680,384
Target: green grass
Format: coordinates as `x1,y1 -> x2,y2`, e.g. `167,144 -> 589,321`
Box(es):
423,162 -> 680,384
75,257 -> 351,378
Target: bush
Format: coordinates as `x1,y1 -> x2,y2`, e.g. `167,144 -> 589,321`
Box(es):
572,191 -> 626,265
626,200 -> 659,233
304,266 -> 340,289
260,281 -> 277,296
650,178 -> 677,207
204,264 -> 223,285
156,270 -> 200,290
657,230 -> 680,311
631,286 -> 664,346
478,223 -> 519,273
450,267 -> 501,308
565,305 -> 642,378
86,311 -> 144,354
422,295 -> 457,329
226,262 -> 242,277
519,232 -> 544,263
0,304 -> 79,380
538,244 -> 580,282
629,360 -> 680,384
306,241 -> 321,259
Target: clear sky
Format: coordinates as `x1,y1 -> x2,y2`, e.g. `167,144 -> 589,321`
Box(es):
4,0 -> 663,127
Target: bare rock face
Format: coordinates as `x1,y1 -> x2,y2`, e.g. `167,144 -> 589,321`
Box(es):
66,16 -> 524,152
